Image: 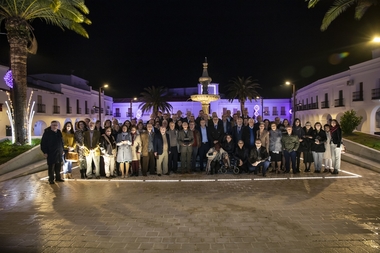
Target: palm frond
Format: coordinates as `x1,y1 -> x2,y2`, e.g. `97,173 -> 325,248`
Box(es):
321,0 -> 356,31
138,86 -> 173,115
307,0 -> 321,8
354,0 -> 376,20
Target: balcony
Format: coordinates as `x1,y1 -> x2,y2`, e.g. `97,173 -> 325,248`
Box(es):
66,107 -> 72,114
77,107 -> 82,114
272,111 -> 278,116
321,101 -> 329,109
372,88 -> 380,99
85,108 -> 90,114
263,111 -> 270,116
127,112 -> 134,118
309,102 -> 318,110
352,91 -> 363,101
37,103 -> 46,113
280,110 -> 286,116
114,112 -> 121,117
93,107 -> 104,113
334,98 -> 344,107
53,106 -> 60,114
106,109 -> 112,115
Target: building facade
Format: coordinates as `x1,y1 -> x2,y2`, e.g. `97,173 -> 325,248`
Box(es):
295,49 -> 380,134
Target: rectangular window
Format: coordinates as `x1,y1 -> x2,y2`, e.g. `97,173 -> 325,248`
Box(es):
272,106 -> 278,116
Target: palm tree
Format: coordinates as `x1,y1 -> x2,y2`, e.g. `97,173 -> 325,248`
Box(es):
226,76 -> 261,113
306,0 -> 379,31
0,0 -> 91,144
138,86 -> 173,116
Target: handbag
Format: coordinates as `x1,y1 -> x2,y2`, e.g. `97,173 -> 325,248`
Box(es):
65,151 -> 78,162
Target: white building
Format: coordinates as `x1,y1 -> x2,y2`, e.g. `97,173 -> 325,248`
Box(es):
0,70 -> 113,137
295,49 -> 380,135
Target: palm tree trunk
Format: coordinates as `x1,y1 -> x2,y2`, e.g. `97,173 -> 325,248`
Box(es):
240,101 -> 245,114
6,19 -> 29,144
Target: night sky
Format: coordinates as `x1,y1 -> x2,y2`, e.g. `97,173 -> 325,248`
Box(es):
0,0 -> 379,99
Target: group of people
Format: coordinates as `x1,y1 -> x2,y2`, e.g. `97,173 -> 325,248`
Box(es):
40,109 -> 343,183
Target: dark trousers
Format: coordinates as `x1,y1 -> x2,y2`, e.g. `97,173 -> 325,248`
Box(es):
168,146 -> 178,172
296,150 -> 302,170
147,151 -> 156,174
48,162 -> 62,182
283,150 -> 297,173
198,142 -> 209,171
191,146 -> 199,171
210,160 -> 220,174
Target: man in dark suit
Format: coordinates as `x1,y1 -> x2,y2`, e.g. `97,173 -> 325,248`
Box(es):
41,120 -> 64,184
197,119 -> 211,171
83,121 -> 101,179
241,118 -> 256,152
232,117 -> 244,146
221,114 -> 232,137
208,116 -> 224,145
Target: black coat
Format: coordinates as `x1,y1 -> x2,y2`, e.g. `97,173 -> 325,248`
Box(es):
312,129 -> 327,153
249,146 -> 269,164
41,128 -> 64,165
233,146 -> 249,165
153,133 -> 171,155
208,124 -> 224,144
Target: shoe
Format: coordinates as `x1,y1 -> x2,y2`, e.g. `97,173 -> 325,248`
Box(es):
331,170 -> 339,174
49,181 -> 54,184
263,174 -> 267,177
105,176 -> 110,179
293,171 -> 300,174
314,170 -> 320,173
164,173 -> 170,175
87,176 -> 93,179
96,176 -> 101,179
56,179 -> 65,182
158,174 -> 161,177
305,169 -> 310,172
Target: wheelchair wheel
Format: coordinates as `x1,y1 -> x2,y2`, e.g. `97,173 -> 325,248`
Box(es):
220,165 -> 228,174
233,166 -> 240,174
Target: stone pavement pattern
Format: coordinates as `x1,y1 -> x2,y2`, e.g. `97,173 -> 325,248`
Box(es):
0,161 -> 379,253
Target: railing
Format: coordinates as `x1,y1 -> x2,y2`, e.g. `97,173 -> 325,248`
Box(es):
372,88 -> 380,99
66,107 -> 72,114
127,112 -> 134,117
272,111 -> 278,116
77,107 -> 82,114
85,108 -> 90,114
53,106 -> 60,114
114,112 -> 121,117
321,101 -> 329,109
263,111 -> 270,116
309,102 -> 318,109
334,98 -> 344,107
352,91 -> 363,101
280,110 -> 286,116
37,103 -> 46,113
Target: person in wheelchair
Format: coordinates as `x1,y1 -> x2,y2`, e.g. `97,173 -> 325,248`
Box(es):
233,140 -> 249,173
206,143 -> 229,175
248,139 -> 270,177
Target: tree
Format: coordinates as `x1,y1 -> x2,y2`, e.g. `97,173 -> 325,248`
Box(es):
139,86 -> 173,116
306,0 -> 379,31
340,109 -> 363,135
0,0 -> 91,144
226,76 -> 261,113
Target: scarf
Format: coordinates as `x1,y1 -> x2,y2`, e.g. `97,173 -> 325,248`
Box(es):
330,125 -> 338,134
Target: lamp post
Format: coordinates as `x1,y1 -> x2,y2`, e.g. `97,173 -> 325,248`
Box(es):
99,84 -> 108,125
285,81 -> 296,123
130,97 -> 137,121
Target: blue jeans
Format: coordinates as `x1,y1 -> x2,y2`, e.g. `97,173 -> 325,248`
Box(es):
248,160 -> 270,175
283,150 -> 297,173
62,156 -> 72,174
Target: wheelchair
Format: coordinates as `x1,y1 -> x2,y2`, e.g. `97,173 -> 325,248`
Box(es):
218,154 -> 240,174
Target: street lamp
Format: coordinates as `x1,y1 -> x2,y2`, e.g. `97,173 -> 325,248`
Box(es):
130,97 -> 137,121
285,81 -> 296,123
99,84 -> 109,125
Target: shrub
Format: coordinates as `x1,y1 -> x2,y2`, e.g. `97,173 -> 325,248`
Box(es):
340,110 -> 363,135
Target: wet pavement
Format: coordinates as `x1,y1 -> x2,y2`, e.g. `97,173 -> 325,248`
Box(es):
0,161 -> 379,253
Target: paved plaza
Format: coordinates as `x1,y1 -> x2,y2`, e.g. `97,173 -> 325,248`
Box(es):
0,161 -> 379,253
